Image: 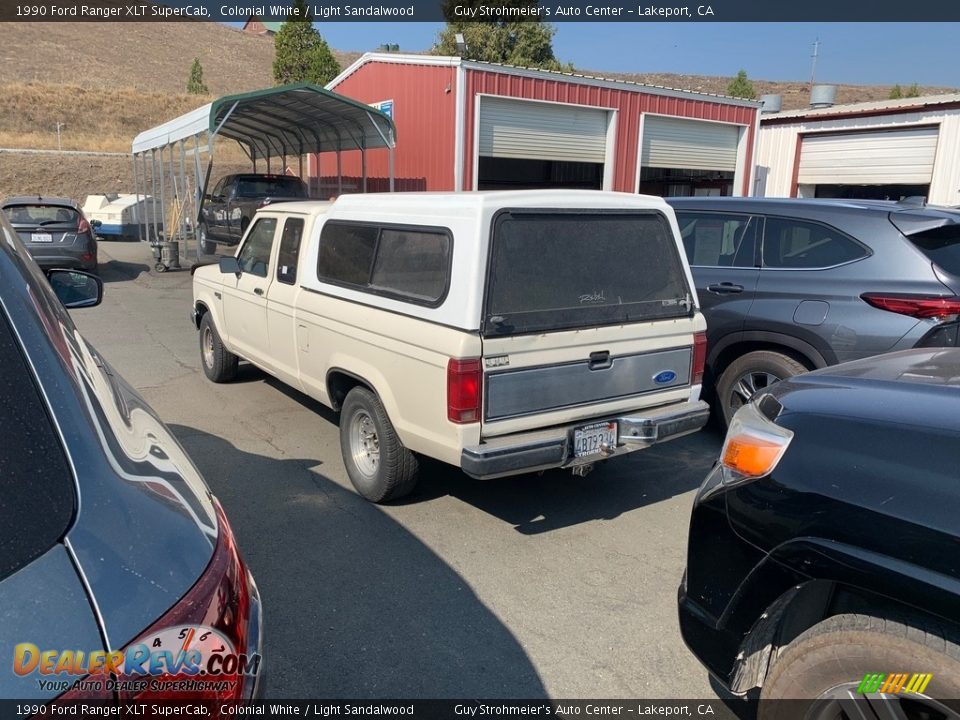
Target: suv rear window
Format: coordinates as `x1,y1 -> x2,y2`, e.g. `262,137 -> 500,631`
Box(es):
0,309 -> 76,582
235,177 -> 307,198
4,204 -> 80,227
907,225 -> 960,277
485,211 -> 691,336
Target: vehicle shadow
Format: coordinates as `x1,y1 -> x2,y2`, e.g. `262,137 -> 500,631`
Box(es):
254,375 -> 723,535
406,427 -> 723,535
170,424 -> 548,700
97,258 -> 151,283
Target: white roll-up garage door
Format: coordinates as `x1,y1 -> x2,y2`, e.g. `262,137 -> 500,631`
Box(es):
478,97 -> 608,164
641,116 -> 740,171
798,127 -> 939,185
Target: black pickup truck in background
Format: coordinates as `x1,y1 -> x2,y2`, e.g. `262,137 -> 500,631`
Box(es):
198,173 -> 309,253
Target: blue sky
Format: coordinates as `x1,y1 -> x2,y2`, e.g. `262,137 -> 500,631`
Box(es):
299,22 -> 958,87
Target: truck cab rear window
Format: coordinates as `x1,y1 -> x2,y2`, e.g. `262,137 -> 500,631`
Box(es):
318,221 -> 451,305
485,211 -> 691,336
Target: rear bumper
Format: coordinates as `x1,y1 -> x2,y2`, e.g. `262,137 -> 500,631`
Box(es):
460,400 -> 710,480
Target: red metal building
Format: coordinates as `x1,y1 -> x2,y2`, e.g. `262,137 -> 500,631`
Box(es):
313,53 -> 761,197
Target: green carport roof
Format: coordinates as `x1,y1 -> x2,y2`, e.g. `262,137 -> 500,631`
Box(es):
132,83 -> 395,159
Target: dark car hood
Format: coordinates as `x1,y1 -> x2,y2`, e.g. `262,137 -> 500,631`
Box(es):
770,349 -> 960,431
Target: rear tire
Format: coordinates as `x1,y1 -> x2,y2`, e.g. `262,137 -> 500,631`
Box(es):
199,313 -> 238,383
758,613 -> 960,719
716,351 -> 807,427
339,387 -> 418,503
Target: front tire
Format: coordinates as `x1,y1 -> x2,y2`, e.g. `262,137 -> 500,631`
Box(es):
759,613 -> 960,719
199,313 -> 238,383
198,222 -> 217,256
339,387 -> 418,503
716,351 -> 807,426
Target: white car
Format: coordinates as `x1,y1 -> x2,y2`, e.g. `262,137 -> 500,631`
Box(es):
191,190 -> 709,502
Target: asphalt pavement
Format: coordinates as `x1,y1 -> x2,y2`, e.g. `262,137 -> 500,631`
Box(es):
73,242 -> 729,702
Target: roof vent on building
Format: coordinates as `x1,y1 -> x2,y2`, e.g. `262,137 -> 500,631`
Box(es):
810,84 -> 837,108
760,94 -> 783,113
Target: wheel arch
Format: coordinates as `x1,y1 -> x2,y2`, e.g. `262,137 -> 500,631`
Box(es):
724,538 -> 960,694
708,331 -> 832,379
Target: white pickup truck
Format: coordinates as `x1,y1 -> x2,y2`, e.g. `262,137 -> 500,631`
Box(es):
191,191 -> 710,503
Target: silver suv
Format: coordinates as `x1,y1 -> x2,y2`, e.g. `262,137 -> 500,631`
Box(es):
667,197 -> 960,424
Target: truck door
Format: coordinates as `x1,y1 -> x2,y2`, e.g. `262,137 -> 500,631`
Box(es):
221,216 -> 277,367
204,176 -> 229,239
265,216 -> 306,387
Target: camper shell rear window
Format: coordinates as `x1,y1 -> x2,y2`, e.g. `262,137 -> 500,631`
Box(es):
483,209 -> 692,337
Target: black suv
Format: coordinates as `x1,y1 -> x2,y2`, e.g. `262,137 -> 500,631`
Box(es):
667,197 -> 960,424
679,348 -> 960,718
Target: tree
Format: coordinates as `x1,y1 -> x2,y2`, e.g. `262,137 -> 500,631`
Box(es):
432,0 -> 563,70
186,58 -> 208,95
273,0 -> 341,86
889,84 -> 903,99
726,69 -> 756,99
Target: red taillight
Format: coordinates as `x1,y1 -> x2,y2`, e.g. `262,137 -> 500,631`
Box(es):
116,500 -> 256,703
77,217 -> 91,234
691,331 -> 707,385
862,293 -> 960,320
447,358 -> 482,424
49,501 -> 259,713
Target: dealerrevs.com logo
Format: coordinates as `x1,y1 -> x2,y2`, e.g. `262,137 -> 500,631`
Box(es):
13,624 -> 261,694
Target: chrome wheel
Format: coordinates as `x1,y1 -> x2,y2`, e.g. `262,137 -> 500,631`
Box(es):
202,326 -> 215,369
806,682 -> 956,720
729,370 -> 781,412
349,411 -> 380,478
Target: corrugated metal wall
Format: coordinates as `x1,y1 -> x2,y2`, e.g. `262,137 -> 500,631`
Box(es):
758,107 -> 960,204
314,61 -> 458,194
464,68 -> 758,194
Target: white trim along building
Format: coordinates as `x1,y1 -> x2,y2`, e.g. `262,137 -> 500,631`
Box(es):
756,94 -> 960,204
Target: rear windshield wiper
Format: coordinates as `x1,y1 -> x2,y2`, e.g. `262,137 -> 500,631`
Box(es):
38,219 -> 72,226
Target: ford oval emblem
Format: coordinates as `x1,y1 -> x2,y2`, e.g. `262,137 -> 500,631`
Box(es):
654,370 -> 677,385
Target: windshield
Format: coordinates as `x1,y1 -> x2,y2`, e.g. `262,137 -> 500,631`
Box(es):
4,204 -> 80,227
484,211 -> 692,336
235,177 -> 307,198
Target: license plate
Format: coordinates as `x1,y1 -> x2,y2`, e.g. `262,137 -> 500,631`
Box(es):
573,421 -> 618,458
31,233 -> 53,243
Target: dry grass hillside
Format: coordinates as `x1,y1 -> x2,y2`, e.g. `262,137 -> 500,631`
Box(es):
0,21 -> 360,95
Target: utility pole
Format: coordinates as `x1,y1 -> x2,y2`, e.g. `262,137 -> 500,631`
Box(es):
55,121 -> 65,151
810,38 -> 820,88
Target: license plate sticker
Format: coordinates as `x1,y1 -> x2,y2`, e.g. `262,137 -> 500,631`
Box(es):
31,233 -> 53,243
573,421 -> 618,459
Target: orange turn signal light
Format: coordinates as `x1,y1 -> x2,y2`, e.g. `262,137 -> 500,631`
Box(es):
721,433 -> 787,478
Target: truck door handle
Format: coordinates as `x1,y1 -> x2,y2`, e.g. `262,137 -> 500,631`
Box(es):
254,287 -> 264,296
588,350 -> 612,370
707,283 -> 744,295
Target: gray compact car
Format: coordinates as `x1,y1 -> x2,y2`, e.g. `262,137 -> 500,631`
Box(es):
667,197 -> 960,424
2,196 -> 99,273
0,212 -> 262,702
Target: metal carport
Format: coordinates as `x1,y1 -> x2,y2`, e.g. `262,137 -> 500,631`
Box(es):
130,82 -> 396,259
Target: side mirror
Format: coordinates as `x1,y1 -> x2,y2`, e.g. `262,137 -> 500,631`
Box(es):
218,256 -> 241,275
48,269 -> 103,309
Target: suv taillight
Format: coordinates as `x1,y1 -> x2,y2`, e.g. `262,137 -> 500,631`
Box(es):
862,293 -> 960,320
53,500 -> 261,710
77,217 -> 91,235
691,332 -> 707,385
447,358 -> 482,424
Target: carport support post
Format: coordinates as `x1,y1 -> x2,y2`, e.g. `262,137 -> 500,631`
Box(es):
131,153 -> 142,242
150,150 -> 159,243
361,147 -> 367,193
389,145 -> 395,193
337,149 -> 343,195
141,152 -> 150,242
158,147 -> 167,244
179,139 -> 189,244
